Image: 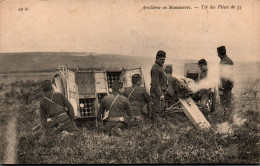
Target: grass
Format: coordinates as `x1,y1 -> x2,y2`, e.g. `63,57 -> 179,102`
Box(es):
0,78 -> 259,164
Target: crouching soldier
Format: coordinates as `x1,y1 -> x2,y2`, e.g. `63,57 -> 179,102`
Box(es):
164,65 -> 178,107
39,80 -> 80,135
97,81 -> 133,136
123,74 -> 151,124
192,59 -> 211,116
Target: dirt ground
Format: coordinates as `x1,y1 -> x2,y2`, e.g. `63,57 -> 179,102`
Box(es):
3,116 -> 17,164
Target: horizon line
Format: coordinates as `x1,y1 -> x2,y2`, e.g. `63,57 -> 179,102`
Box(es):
0,51 -> 259,62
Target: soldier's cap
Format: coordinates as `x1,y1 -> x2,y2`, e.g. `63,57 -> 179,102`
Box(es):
156,50 -> 166,59
42,80 -> 53,92
198,59 -> 207,66
132,74 -> 142,84
165,65 -> 172,73
112,81 -> 123,92
217,46 -> 226,54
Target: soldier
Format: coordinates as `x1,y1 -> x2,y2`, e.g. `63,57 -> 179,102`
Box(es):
39,80 -> 80,135
150,50 -> 168,118
97,81 -> 133,136
217,46 -> 234,113
192,59 -> 211,115
123,74 -> 151,122
198,59 -> 208,79
164,65 -> 178,107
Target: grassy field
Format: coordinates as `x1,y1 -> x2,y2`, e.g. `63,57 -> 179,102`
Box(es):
0,56 -> 259,164
0,72 -> 259,164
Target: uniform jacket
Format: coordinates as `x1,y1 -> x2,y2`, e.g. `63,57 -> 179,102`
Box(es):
150,62 -> 168,97
198,69 -> 209,96
97,93 -> 133,122
40,91 -> 75,122
123,86 -> 151,115
220,55 -> 234,65
220,55 -> 234,91
200,69 -> 208,80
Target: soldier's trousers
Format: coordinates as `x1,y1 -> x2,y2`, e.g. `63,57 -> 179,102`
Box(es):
61,119 -> 80,132
192,92 -> 210,115
220,90 -> 232,115
52,119 -> 80,133
103,121 -> 127,136
128,115 -> 145,127
150,92 -> 165,117
200,93 -> 210,115
165,94 -> 176,108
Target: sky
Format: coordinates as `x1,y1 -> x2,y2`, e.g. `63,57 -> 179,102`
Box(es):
0,0 -> 259,62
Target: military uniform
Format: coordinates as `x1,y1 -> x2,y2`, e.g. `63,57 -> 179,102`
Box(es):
165,73 -> 178,106
220,56 -> 233,66
200,69 -> 208,80
150,62 -> 168,116
192,69 -> 210,115
219,55 -> 234,111
123,86 -> 151,119
40,91 -> 80,133
97,93 -> 133,135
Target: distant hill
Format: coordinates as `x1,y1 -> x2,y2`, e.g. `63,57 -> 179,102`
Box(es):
0,52 -> 195,73
0,52 -> 149,73
1,52 -> 257,77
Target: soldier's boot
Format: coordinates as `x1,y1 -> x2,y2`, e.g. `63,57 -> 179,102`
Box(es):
151,99 -> 159,118
200,104 -> 212,122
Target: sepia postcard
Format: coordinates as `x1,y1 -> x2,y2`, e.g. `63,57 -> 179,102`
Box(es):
0,0 -> 259,164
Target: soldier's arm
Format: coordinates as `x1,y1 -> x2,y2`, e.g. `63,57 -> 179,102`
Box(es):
151,68 -> 164,96
142,88 -> 151,103
172,77 -> 178,91
167,77 -> 175,96
62,94 -> 75,119
97,100 -> 106,122
125,99 -> 133,118
122,89 -> 128,98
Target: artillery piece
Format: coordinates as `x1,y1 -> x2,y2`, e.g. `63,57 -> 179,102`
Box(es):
51,66 -> 146,125
51,63 -> 216,130
165,63 -> 216,130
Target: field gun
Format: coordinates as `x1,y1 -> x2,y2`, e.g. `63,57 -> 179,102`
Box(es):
164,63 -> 216,130
50,66 -> 146,126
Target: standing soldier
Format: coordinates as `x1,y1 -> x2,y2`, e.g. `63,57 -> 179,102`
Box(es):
123,74 -> 151,122
39,80 -> 80,135
97,81 -> 133,136
217,46 -> 234,115
164,65 -> 178,107
150,50 -> 168,119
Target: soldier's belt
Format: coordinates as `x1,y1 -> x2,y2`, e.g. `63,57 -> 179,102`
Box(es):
57,112 -> 67,117
50,112 -> 67,120
50,112 -> 70,124
107,117 -> 125,122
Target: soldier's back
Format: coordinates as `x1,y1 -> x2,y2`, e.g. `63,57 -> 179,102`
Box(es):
124,87 -> 149,102
102,94 -> 129,117
220,56 -> 233,65
41,91 -> 66,117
